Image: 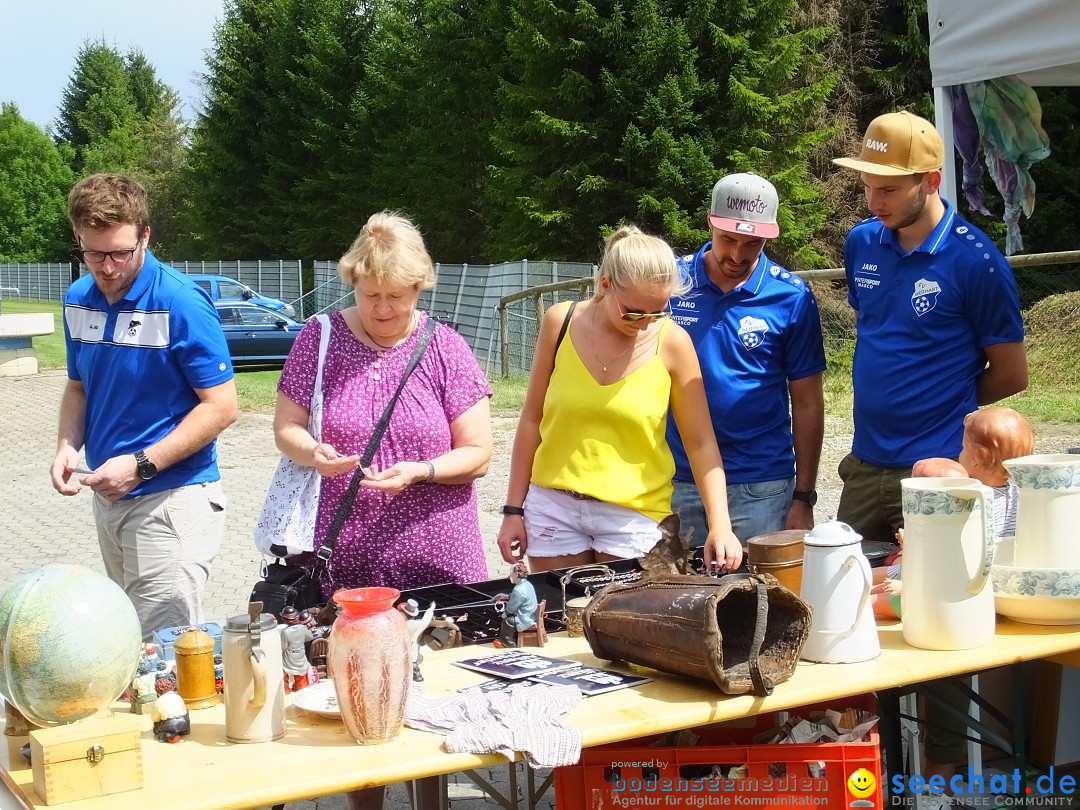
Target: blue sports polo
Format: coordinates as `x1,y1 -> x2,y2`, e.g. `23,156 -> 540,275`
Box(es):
64,250 -> 234,497
845,199 -> 1024,467
667,246 -> 827,484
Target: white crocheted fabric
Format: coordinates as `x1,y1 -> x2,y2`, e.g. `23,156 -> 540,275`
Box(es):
405,682 -> 582,768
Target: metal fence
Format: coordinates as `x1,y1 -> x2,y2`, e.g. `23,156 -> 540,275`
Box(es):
0,260 -> 303,307
494,254 -> 1080,398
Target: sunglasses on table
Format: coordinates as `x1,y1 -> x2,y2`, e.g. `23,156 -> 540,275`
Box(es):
610,287 -> 671,323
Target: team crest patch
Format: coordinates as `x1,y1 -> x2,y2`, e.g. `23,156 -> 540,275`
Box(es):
737,315 -> 769,350
911,278 -> 941,316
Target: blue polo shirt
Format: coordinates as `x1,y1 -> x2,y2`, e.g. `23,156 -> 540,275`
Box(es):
845,199 -> 1024,467
64,250 -> 234,497
667,245 -> 826,484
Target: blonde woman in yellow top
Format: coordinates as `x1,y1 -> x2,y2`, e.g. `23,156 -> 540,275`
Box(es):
497,226 -> 741,574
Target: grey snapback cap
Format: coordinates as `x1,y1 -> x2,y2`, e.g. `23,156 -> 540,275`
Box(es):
708,173 -> 779,238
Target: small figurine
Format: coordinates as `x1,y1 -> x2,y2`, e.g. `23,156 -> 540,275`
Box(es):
151,691 -> 190,743
154,669 -> 178,696
493,563 -> 540,648
279,605 -> 314,693
398,599 -> 435,682
129,647 -> 159,715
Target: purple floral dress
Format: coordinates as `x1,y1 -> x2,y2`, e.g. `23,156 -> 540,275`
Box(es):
278,311 -> 492,597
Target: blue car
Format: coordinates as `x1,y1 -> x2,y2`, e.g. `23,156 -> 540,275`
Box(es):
214,302 -> 302,367
189,274 -> 296,318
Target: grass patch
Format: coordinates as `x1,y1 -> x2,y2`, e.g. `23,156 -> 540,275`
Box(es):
233,368 -> 283,412
1,298 -> 65,369
490,375 -> 529,415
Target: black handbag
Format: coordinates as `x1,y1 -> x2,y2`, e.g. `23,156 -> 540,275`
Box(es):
250,560 -> 324,617
249,318 -> 436,617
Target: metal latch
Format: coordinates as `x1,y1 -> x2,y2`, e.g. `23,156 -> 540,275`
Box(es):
85,745 -> 105,764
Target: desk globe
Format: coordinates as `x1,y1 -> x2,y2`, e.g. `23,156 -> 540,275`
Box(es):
0,563 -> 142,727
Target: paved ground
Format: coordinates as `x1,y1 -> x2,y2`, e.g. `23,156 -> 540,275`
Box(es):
4,371 -> 1080,809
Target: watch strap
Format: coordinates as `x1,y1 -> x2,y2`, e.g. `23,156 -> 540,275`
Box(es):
792,489 -> 817,506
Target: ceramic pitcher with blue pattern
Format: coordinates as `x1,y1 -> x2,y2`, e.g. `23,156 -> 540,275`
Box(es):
900,477 -> 995,650
1003,454 -> 1080,569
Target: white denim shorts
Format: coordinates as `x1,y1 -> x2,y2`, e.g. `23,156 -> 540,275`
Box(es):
523,484 -> 661,558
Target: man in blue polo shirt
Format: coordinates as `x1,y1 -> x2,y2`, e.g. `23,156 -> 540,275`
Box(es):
49,173 -> 238,640
831,111 -> 1027,545
668,173 -> 826,546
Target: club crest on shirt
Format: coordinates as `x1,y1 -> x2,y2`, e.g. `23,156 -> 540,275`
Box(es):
911,278 -> 941,316
737,315 -> 769,350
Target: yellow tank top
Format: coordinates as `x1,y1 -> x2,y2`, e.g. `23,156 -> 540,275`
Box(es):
532,316 -> 675,521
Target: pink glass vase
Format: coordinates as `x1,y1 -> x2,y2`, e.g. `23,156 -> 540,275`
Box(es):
328,587 -> 412,744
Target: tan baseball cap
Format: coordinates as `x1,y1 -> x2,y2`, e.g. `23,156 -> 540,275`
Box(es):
832,111 -> 945,176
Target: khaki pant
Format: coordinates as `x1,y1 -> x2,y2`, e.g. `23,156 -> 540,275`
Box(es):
93,481 -> 226,641
835,453 -> 912,544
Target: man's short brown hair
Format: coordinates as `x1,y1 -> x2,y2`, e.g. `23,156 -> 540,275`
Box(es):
67,173 -> 150,234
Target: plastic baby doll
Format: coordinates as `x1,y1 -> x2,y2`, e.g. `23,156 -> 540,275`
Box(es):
870,406 -> 1035,619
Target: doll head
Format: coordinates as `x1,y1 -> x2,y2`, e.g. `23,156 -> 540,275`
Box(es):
958,407 -> 1034,487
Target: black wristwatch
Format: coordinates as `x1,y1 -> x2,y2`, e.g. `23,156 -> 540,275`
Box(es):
135,450 -> 158,481
792,489 -> 817,507
501,505 -> 525,517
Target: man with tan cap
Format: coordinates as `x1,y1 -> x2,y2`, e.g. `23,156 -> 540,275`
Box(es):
667,172 -> 826,545
832,111 -> 1027,546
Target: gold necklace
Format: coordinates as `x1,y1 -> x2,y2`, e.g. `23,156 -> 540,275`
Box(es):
590,301 -> 636,372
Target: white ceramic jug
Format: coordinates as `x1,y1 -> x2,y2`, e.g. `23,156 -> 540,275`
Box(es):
799,521 -> 880,663
223,611 -> 285,743
1003,454 -> 1080,569
900,477 -> 995,650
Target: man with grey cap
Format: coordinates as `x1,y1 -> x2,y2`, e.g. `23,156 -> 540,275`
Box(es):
832,110 -> 1027,547
667,172 -> 826,546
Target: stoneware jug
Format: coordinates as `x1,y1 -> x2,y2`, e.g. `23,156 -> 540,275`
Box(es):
223,610 -> 285,743
799,521 -> 880,663
1002,454 -> 1080,569
328,587 -> 411,745
900,477 -> 995,650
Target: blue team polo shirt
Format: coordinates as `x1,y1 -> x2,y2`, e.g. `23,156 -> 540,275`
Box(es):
845,199 -> 1024,467
63,250 -> 234,498
667,245 -> 826,484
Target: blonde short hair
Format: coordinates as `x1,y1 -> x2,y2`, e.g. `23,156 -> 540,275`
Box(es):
338,211 -> 436,290
595,225 -> 690,298
68,173 -> 150,234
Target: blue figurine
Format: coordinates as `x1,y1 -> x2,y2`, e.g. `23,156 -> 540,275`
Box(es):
494,563 -> 539,648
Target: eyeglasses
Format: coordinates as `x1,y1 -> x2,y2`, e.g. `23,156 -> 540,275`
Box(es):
610,287 -> 670,323
78,239 -> 143,264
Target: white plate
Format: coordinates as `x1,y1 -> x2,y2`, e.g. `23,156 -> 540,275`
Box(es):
292,680 -> 341,718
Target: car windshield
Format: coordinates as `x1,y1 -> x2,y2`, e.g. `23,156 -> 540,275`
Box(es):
218,280 -> 247,301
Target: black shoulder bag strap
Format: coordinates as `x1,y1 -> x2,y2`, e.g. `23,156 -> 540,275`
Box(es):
555,300 -> 577,351
314,316 -> 437,572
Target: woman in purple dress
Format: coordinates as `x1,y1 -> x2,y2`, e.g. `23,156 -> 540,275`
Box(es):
274,211 -> 493,602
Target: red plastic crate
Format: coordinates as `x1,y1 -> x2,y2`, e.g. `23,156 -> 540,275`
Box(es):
555,694 -> 882,810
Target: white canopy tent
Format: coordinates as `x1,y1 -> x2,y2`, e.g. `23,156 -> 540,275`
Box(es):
926,0 -> 1080,202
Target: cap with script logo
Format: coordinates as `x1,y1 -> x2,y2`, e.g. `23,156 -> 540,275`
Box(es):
708,173 -> 779,239
833,110 -> 945,176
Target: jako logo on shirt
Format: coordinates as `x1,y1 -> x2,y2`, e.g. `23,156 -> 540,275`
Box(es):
865,139 -> 888,152
911,278 -> 941,316
737,315 -> 769,350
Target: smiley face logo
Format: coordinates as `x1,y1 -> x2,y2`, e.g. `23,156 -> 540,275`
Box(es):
847,768 -> 877,800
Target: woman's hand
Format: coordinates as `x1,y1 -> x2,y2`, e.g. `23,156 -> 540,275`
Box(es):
702,528 -> 743,573
497,516 -> 528,563
359,461 -> 427,495
312,443 -> 360,477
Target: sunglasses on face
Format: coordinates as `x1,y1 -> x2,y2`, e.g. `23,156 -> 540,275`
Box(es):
611,287 -> 671,323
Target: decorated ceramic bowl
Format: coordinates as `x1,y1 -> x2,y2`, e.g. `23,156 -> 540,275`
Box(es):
991,538 -> 1080,624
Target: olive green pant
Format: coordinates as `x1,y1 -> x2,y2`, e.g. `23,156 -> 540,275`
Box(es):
835,453 -> 912,544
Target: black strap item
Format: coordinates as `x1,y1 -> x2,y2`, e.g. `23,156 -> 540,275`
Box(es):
555,301 -> 577,352
314,316 -> 437,571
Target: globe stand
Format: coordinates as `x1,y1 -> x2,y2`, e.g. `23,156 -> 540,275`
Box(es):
3,702 -> 34,736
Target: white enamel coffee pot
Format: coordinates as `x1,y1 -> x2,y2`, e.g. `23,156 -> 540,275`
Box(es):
900,477 -> 995,651
799,521 -> 880,663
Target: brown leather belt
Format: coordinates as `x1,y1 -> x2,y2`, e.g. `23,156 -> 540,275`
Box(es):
556,489 -> 598,501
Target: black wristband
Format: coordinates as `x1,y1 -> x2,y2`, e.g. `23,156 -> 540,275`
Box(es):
501,505 -> 525,517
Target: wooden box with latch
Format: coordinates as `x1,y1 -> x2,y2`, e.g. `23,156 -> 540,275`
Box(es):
29,716 -> 143,804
